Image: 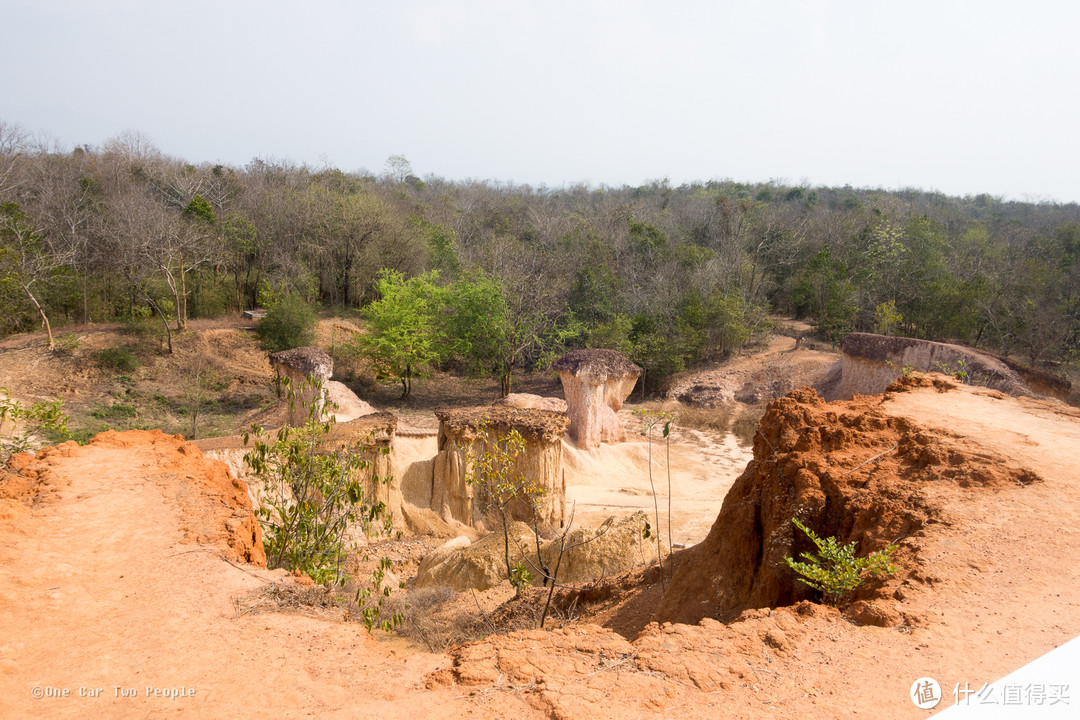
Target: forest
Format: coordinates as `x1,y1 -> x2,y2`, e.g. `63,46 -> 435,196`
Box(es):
2,122 -> 1078,394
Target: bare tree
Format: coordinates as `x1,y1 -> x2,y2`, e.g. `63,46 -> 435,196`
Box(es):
0,203 -> 76,348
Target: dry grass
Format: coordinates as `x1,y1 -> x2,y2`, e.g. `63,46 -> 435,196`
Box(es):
677,406 -> 737,434
380,585 -> 493,652
731,406 -> 765,445
235,582 -> 343,619
676,404 -> 764,446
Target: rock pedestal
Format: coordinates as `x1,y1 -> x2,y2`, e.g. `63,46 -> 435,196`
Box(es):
552,349 -> 642,450
268,347 -> 334,426
431,405 -> 570,530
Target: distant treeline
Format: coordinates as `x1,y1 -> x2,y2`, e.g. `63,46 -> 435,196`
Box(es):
2,124 -> 1077,390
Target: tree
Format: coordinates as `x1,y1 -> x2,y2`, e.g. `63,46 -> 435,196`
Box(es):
0,202 -> 75,349
354,269 -> 444,397
384,154 -> 413,183
440,271 -> 510,377
256,293 -> 316,352
0,121 -> 30,197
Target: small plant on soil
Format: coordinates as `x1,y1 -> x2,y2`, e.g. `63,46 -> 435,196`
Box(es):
785,517 -> 898,604
632,408 -> 674,591
0,387 -> 69,462
243,376 -> 400,631
465,420 -> 546,598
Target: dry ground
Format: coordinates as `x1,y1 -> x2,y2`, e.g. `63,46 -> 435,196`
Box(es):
0,381 -> 1077,718
2,319 -> 1079,718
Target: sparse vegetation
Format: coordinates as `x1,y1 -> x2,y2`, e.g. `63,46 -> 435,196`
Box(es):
256,293 -> 316,352
0,387 -> 69,462
785,517 -> 898,604
243,376 -> 400,631
633,408 -> 675,589
465,421 -> 544,597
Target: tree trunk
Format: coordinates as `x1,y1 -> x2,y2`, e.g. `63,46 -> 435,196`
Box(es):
23,283 -> 54,350
144,293 -> 174,354
161,263 -> 183,331
178,248 -> 187,329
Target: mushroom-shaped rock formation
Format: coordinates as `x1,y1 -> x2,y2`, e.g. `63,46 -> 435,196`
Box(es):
268,346 -> 334,426
551,349 -> 642,450
431,405 -> 570,530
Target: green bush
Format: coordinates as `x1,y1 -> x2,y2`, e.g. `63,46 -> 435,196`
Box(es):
243,377 -> 401,631
95,346 -> 141,373
256,294 -> 317,352
0,388 -> 70,462
785,517 -> 897,604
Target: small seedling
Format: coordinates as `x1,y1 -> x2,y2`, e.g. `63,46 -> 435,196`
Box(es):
785,517 -> 897,604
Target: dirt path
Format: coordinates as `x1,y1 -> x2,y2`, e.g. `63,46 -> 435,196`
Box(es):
0,435 -> 541,720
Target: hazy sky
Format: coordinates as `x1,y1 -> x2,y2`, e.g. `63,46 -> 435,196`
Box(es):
4,0 -> 1079,201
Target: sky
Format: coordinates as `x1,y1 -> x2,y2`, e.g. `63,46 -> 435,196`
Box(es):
3,0 -> 1080,202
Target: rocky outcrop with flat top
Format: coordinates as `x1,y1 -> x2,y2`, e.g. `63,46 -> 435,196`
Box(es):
268,346 -> 334,426
431,405 -> 569,530
552,349 -> 642,450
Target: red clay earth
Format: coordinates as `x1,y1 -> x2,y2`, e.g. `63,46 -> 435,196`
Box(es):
1,376 -> 1078,719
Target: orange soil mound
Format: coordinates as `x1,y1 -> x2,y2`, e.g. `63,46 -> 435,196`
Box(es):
439,602 -> 844,719
1,429 -> 265,565
656,375 -> 1040,626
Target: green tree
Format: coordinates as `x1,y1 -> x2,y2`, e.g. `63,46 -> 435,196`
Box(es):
355,269 -> 444,397
873,300 -> 902,336
440,271 -> 509,377
256,293 -> 316,352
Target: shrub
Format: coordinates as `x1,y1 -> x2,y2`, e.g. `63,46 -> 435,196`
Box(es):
256,294 -> 316,352
785,517 -> 897,604
464,422 -> 543,597
51,333 -> 82,357
94,346 -> 140,372
243,376 -> 400,631
0,388 -> 69,462
90,402 -> 138,420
